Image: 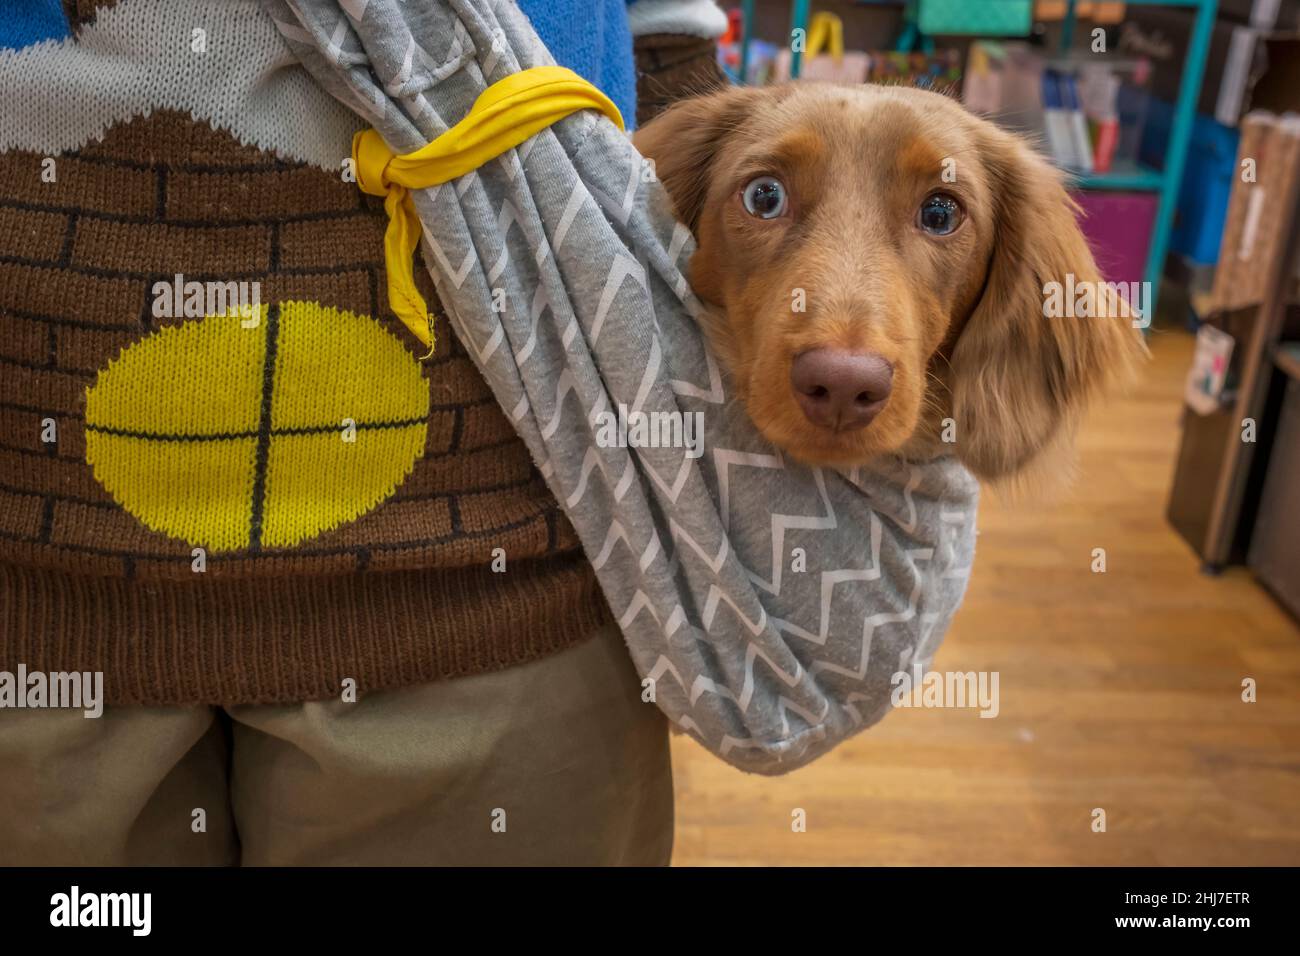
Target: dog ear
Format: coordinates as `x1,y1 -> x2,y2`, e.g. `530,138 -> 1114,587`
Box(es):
947,126 -> 1149,488
632,85 -> 767,232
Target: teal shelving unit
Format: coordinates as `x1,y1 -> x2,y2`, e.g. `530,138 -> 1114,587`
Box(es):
736,0 -> 1221,321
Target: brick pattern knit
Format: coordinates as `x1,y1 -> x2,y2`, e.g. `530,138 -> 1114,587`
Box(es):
0,0 -> 616,705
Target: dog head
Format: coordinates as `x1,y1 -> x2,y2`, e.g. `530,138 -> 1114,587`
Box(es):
633,82 -> 1147,486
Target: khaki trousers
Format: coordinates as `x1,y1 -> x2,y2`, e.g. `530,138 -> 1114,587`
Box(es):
0,625 -> 673,866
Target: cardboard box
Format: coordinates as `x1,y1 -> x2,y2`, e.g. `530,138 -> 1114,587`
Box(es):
1205,28 -> 1300,310
1210,112 -> 1300,312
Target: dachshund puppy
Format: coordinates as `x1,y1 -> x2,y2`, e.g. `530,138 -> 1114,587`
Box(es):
633,82 -> 1148,489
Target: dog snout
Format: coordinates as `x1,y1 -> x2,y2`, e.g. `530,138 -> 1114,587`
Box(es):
790,348 -> 894,431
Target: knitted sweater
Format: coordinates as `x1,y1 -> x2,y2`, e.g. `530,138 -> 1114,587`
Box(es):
521,0 -> 635,130
0,0 -> 639,705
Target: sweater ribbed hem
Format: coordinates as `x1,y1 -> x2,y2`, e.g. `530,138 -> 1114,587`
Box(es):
0,552 -> 613,707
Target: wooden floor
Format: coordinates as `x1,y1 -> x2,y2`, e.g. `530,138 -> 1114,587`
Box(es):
670,326 -> 1300,866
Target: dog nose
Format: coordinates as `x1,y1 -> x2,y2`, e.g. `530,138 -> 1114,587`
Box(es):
790,349 -> 893,431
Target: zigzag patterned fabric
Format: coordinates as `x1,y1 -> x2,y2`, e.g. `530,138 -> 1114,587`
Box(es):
269,0 -> 980,772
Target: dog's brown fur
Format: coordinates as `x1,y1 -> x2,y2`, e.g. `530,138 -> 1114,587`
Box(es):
633,82 -> 1148,489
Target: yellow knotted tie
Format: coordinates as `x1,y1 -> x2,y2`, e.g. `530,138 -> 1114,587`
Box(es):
353,65 -> 625,355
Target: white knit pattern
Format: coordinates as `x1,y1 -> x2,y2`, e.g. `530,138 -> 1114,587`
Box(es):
0,0 -> 360,170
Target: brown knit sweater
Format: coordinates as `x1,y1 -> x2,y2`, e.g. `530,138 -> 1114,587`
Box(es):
0,102 -> 612,706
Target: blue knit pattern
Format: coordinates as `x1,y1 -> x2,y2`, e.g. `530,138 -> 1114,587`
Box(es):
0,0 -> 70,50
518,0 -> 637,130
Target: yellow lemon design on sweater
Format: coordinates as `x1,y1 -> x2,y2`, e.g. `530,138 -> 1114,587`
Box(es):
85,302 -> 429,552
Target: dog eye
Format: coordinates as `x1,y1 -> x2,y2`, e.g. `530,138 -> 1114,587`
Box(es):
741,176 -> 788,219
918,193 -> 964,235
